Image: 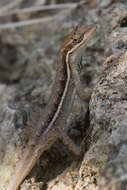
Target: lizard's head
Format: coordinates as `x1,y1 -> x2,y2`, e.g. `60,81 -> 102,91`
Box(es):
61,25 -> 96,55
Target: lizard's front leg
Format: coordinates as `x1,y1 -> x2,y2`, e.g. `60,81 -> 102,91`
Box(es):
57,126 -> 81,156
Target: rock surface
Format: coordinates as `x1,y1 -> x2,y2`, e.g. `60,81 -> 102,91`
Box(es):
0,0 -> 127,190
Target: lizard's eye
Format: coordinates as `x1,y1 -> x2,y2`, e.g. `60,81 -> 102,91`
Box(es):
74,39 -> 77,42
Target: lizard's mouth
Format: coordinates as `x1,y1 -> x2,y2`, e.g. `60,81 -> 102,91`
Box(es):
72,25 -> 97,54
78,25 -> 97,50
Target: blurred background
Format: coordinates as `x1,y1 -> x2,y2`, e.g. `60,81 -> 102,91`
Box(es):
0,0 -> 102,84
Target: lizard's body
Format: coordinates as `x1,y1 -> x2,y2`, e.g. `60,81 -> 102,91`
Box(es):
6,25 -> 96,190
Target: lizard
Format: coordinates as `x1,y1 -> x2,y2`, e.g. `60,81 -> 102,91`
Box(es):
6,24 -> 96,190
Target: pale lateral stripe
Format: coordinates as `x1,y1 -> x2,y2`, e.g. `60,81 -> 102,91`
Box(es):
44,31 -> 89,133
44,56 -> 71,133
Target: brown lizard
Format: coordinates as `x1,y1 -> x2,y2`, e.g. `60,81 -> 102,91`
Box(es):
6,25 -> 96,190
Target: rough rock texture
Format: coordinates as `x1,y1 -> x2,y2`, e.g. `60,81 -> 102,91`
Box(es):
75,2 -> 127,190
97,53 -> 127,188
0,0 -> 127,190
89,52 -> 127,190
